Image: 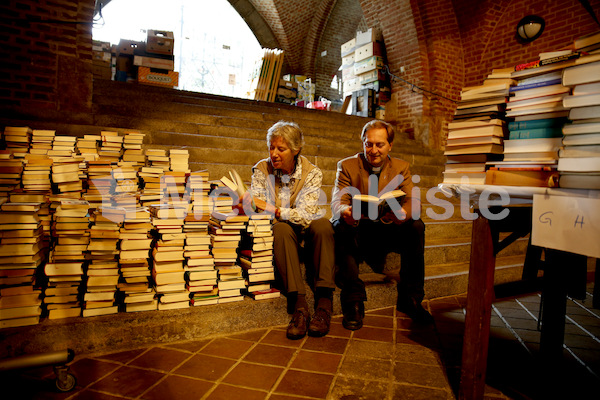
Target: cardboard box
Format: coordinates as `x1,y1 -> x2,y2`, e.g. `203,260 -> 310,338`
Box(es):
356,28 -> 383,47
118,39 -> 143,55
147,30 -> 174,55
354,41 -> 384,63
351,88 -> 375,117
92,40 -> 111,52
340,38 -> 356,56
138,66 -> 179,87
358,69 -> 387,84
343,78 -> 361,93
342,66 -> 356,82
93,50 -> 111,63
342,53 -> 354,67
134,55 -> 175,71
279,79 -> 298,89
354,56 -> 384,75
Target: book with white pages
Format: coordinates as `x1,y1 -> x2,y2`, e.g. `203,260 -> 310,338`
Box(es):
557,156 -> 600,172
562,133 -> 600,146
563,122 -> 600,135
503,137 -> 562,153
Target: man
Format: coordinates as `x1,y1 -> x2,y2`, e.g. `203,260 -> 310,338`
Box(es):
330,120 -> 433,330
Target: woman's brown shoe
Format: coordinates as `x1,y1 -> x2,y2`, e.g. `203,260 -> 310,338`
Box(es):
286,308 -> 310,340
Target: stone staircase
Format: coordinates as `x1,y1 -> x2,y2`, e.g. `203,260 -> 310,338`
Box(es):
0,80 -> 531,357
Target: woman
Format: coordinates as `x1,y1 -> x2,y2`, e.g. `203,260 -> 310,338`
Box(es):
247,120 -> 335,340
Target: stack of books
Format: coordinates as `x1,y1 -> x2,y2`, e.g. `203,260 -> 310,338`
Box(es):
169,149 -> 190,173
44,261 -> 83,320
119,206 -> 155,312
122,132 -> 146,168
443,119 -> 506,184
146,149 -> 170,172
240,214 -> 279,300
112,164 -> 139,210
0,153 -> 25,198
85,160 -> 115,209
30,129 -> 55,156
443,77 -> 510,183
76,134 -> 100,162
209,211 -> 248,303
51,156 -> 83,194
183,171 -> 218,306
22,154 -> 52,192
138,166 -> 164,206
86,206 -> 123,318
98,131 -> 123,162
3,126 -> 32,157
149,203 -> 189,310
558,57 -> 600,189
0,201 -> 45,328
49,136 -> 76,159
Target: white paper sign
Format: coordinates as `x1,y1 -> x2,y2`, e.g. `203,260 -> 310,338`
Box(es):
532,194 -> 600,258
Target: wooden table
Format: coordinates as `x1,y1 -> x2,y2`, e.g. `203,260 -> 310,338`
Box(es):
436,184 -> 599,400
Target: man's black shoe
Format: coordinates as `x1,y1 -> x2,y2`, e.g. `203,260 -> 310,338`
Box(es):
396,296 -> 434,325
342,301 -> 364,331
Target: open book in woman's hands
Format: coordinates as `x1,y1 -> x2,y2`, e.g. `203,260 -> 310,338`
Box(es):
352,189 -> 406,220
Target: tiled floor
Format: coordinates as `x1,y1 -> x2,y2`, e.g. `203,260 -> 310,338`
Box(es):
2,284 -> 600,400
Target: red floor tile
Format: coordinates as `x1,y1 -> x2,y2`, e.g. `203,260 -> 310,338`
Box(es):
89,366 -> 164,398
229,329 -> 268,342
243,344 -> 296,366
363,314 -> 394,329
71,389 -> 128,400
205,383 -> 267,400
128,347 -> 191,372
199,337 -> 253,359
164,339 -> 210,353
260,330 -> 304,347
275,369 -> 334,398
289,350 -> 342,374
139,375 -> 214,400
69,358 -> 120,388
95,348 -> 147,364
301,336 -> 349,354
173,353 -> 236,381
222,361 -> 283,390
352,326 -> 394,342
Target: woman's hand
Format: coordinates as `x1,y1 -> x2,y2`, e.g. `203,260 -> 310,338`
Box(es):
247,193 -> 278,217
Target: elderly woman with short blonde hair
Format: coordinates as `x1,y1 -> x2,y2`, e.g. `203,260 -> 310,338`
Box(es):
249,120 -> 335,340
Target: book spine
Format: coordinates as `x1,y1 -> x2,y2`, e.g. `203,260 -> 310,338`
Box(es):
509,78 -> 562,92
508,127 -> 563,139
507,117 -> 567,131
514,52 -> 581,71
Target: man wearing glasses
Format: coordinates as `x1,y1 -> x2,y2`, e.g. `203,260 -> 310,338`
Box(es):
330,120 -> 432,330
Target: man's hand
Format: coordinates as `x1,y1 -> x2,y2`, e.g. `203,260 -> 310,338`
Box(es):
341,206 -> 358,226
380,207 -> 407,225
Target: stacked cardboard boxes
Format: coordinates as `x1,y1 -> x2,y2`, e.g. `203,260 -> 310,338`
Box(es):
341,28 -> 390,118
137,30 -> 178,88
92,40 -> 112,80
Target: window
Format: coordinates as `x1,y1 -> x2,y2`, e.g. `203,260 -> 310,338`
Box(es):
93,0 -> 263,98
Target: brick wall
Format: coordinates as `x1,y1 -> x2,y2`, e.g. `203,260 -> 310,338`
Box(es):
0,0 -> 95,122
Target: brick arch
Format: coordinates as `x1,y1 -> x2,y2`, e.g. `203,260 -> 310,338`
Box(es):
300,0 -> 338,76
227,0 -> 280,49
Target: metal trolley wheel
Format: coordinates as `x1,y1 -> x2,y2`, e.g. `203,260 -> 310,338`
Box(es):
54,365 -> 77,392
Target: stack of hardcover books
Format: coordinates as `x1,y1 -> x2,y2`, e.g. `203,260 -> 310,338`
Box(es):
558,57 -> 600,189
98,131 -> 123,163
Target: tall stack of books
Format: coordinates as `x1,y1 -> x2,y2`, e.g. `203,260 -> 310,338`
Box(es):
443,78 -> 510,184
183,171 -> 218,306
119,205 -> 155,312
87,206 -> 122,312
209,211 -> 248,303
161,171 -> 187,207
3,126 -> 32,157
558,57 -> 600,189
98,131 -> 123,162
149,203 -> 188,310
487,49 -> 598,187
240,214 -> 279,300
49,136 -> 76,158
0,201 -> 45,328
112,164 -> 139,210
45,198 -> 89,319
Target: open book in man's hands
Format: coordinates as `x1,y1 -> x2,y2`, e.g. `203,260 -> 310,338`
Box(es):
352,189 -> 406,220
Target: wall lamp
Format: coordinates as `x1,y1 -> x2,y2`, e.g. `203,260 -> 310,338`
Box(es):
516,15 -> 545,43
